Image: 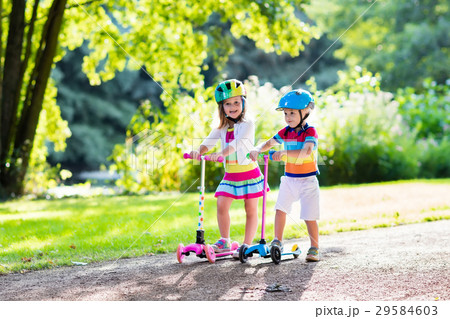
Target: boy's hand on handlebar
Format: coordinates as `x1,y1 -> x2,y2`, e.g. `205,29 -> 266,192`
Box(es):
271,150 -> 287,161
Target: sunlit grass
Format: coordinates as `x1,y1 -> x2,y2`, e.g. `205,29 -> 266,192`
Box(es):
0,179 -> 449,274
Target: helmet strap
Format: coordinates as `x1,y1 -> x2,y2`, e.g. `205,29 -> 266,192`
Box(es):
285,110 -> 310,137
296,111 -> 309,130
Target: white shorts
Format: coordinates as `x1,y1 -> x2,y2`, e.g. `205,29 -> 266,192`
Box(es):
274,175 -> 320,220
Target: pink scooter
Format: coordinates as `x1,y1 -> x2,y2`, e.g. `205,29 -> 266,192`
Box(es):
177,153 -> 239,263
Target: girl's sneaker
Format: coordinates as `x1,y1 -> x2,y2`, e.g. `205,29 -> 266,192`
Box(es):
306,247 -> 320,262
211,238 -> 231,253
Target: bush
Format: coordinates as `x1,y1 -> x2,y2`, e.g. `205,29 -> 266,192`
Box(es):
109,71 -> 449,193
313,69 -> 421,185
418,137 -> 450,178
396,79 -> 449,140
315,90 -> 419,185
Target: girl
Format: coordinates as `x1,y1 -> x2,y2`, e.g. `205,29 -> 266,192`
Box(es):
189,79 -> 265,255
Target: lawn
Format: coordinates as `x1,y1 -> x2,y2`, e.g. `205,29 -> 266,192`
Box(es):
0,179 -> 449,274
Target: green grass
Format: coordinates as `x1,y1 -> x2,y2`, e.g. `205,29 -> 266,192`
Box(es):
0,179 -> 449,274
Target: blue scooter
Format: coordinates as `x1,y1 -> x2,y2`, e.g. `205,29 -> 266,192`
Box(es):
239,150 -> 301,264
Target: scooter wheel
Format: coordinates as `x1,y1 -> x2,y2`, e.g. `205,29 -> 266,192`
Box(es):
239,244 -> 249,263
231,241 -> 240,251
270,245 -> 281,264
205,244 -> 216,263
292,244 -> 300,259
177,243 -> 185,263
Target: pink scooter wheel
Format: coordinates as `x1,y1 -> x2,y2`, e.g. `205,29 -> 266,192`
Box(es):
231,241 -> 239,250
204,244 -> 216,263
177,243 -> 185,263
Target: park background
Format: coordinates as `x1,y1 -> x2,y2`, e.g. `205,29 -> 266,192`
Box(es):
0,0 -> 449,273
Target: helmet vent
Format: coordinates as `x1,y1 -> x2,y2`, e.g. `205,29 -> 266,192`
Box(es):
226,82 -> 231,90
217,87 -> 223,92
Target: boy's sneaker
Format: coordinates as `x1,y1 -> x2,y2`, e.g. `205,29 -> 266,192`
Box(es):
211,238 -> 231,253
306,247 -> 320,262
269,239 -> 284,252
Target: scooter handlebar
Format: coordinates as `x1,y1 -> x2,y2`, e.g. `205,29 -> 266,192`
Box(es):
183,153 -> 224,163
246,150 -> 286,162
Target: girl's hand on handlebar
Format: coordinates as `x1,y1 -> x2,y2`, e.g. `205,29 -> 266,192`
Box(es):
209,152 -> 223,162
249,150 -> 260,161
189,151 -> 201,160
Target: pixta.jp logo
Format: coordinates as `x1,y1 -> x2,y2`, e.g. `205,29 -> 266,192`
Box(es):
126,129 -> 175,175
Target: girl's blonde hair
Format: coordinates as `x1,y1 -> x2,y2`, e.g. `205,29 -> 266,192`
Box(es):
217,97 -> 247,129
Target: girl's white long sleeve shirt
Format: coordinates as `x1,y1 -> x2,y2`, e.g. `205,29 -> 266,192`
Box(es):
201,119 -> 255,166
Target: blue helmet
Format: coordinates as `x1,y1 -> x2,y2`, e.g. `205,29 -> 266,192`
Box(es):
276,89 -> 314,111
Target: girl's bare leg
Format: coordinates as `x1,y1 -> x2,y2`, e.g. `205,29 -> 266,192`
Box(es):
216,196 -> 234,238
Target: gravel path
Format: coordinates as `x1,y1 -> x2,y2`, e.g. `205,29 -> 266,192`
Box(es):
1,220 -> 449,301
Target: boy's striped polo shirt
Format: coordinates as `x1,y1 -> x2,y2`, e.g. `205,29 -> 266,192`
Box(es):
273,124 -> 319,178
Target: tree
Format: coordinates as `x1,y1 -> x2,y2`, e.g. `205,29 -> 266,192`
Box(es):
1,0 -> 68,198
0,0 -> 317,199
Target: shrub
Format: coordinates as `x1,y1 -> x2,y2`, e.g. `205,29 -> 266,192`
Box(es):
418,137 -> 450,178
313,69 -> 420,185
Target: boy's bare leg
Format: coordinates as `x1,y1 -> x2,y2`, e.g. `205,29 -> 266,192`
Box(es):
274,209 -> 287,241
305,220 -> 319,248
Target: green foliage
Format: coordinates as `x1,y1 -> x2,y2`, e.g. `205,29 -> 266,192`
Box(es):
109,76 -> 289,193
49,47 -> 145,172
61,0 -> 318,185
305,0 -> 449,91
313,69 -> 420,185
109,88 -> 216,193
396,79 -> 450,140
63,0 -> 317,91
111,69 -> 449,192
24,80 -> 71,196
418,137 -> 450,178
1,0 -> 318,199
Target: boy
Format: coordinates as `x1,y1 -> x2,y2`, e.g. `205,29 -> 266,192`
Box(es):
250,89 -> 320,261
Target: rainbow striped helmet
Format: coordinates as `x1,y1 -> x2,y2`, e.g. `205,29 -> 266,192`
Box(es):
214,79 -> 246,103
276,89 -> 314,111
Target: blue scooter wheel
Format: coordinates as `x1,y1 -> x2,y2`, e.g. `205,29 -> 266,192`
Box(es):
270,245 -> 281,264
239,244 -> 249,263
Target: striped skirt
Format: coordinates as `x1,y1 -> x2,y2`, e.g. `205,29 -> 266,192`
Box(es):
215,167 -> 268,199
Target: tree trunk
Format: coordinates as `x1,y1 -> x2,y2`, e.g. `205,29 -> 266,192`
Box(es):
0,0 -> 67,198
0,0 -> 3,149
0,0 -> 25,190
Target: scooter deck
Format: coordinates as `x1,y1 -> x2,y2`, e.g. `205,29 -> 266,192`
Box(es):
243,243 -> 271,258
281,247 -> 301,257
239,242 -> 301,264
177,241 -> 239,263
